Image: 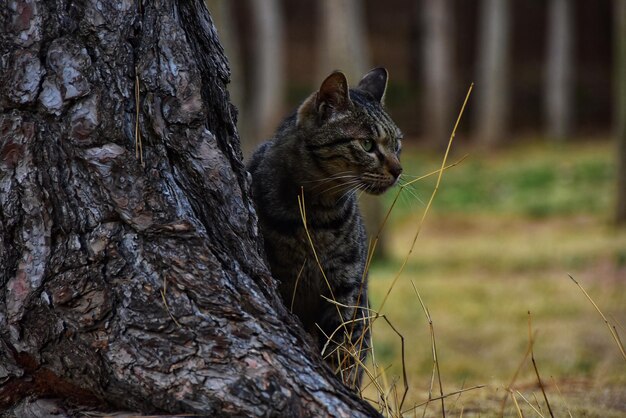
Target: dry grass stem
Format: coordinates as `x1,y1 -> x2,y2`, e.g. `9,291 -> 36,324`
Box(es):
568,274 -> 626,361
290,258 -> 307,313
160,276 -> 181,328
515,390 -> 544,418
298,189 -> 352,343
510,390 -> 524,418
377,83 -> 473,314
550,377 -> 573,418
411,280 -> 446,418
527,312 -> 554,418
378,314 -> 409,409
134,69 -> 144,166
500,325 -> 534,415
401,385 -> 486,415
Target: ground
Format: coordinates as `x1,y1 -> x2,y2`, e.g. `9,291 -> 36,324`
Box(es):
362,140 -> 626,417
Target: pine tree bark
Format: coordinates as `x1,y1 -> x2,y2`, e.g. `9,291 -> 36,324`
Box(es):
0,1 -> 380,416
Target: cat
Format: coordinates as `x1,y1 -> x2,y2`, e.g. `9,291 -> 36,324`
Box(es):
247,68 -> 403,389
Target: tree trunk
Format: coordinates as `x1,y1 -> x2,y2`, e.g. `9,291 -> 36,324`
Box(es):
616,0 -> 626,225
247,0 -> 286,152
316,0 -> 370,82
475,0 -> 511,147
545,0 -> 574,141
422,0 -> 455,148
0,1 -> 380,416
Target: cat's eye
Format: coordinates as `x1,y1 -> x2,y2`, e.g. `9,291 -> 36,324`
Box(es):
361,139 -> 375,152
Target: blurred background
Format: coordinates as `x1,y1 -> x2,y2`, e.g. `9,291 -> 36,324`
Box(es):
207,1 -> 626,416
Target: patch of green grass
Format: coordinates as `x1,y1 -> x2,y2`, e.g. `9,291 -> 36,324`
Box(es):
393,141 -> 615,219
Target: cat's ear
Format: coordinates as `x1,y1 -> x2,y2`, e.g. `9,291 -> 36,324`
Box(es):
318,71 -> 351,112
297,71 -> 352,126
357,67 -> 388,104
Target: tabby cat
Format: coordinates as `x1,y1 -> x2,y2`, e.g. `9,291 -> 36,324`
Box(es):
247,68 -> 403,389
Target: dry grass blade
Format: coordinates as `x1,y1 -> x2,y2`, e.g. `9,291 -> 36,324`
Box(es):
378,315 -> 409,411
401,385 -> 486,415
527,312 -> 554,418
160,276 -> 181,328
134,68 -> 144,166
510,390 -> 524,418
515,390 -> 544,418
317,301 -> 408,413
568,274 -> 626,361
550,377 -> 573,418
377,83 -> 473,314
297,189 -> 352,343
401,155 -> 469,187
500,325 -> 534,415
379,364 -> 393,417
290,258 -> 307,313
411,280 -> 446,418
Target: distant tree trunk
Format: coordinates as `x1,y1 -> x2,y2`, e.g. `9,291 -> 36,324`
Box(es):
0,1 -> 380,416
545,0 -> 574,141
317,0 -> 370,82
475,0 -> 511,147
247,0 -> 286,152
422,0 -> 455,148
616,0 -> 626,225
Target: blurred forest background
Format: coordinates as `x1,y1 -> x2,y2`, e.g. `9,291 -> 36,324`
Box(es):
207,1 -> 626,416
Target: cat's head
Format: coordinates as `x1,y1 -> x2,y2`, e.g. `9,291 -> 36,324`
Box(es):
296,68 -> 403,196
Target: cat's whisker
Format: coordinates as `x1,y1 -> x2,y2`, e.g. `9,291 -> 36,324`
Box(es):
338,182 -> 369,204
356,185 -> 368,200
399,182 -> 424,206
337,188 -> 357,205
336,182 -> 365,204
311,179 -> 356,193
318,179 -> 362,196
309,175 -> 361,192
355,182 -> 373,200
302,171 -> 357,184
320,179 -> 361,194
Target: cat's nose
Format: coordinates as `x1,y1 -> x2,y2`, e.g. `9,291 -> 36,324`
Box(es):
388,160 -> 402,179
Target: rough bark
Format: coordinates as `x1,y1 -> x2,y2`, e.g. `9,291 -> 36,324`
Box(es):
0,1 -> 380,416
475,0 -> 510,147
545,0 -> 574,141
616,0 -> 626,225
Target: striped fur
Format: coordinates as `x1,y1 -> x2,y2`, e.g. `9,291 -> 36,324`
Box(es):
247,68 -> 403,389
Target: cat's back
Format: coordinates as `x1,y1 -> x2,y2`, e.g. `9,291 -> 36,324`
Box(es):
247,140 -> 274,178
